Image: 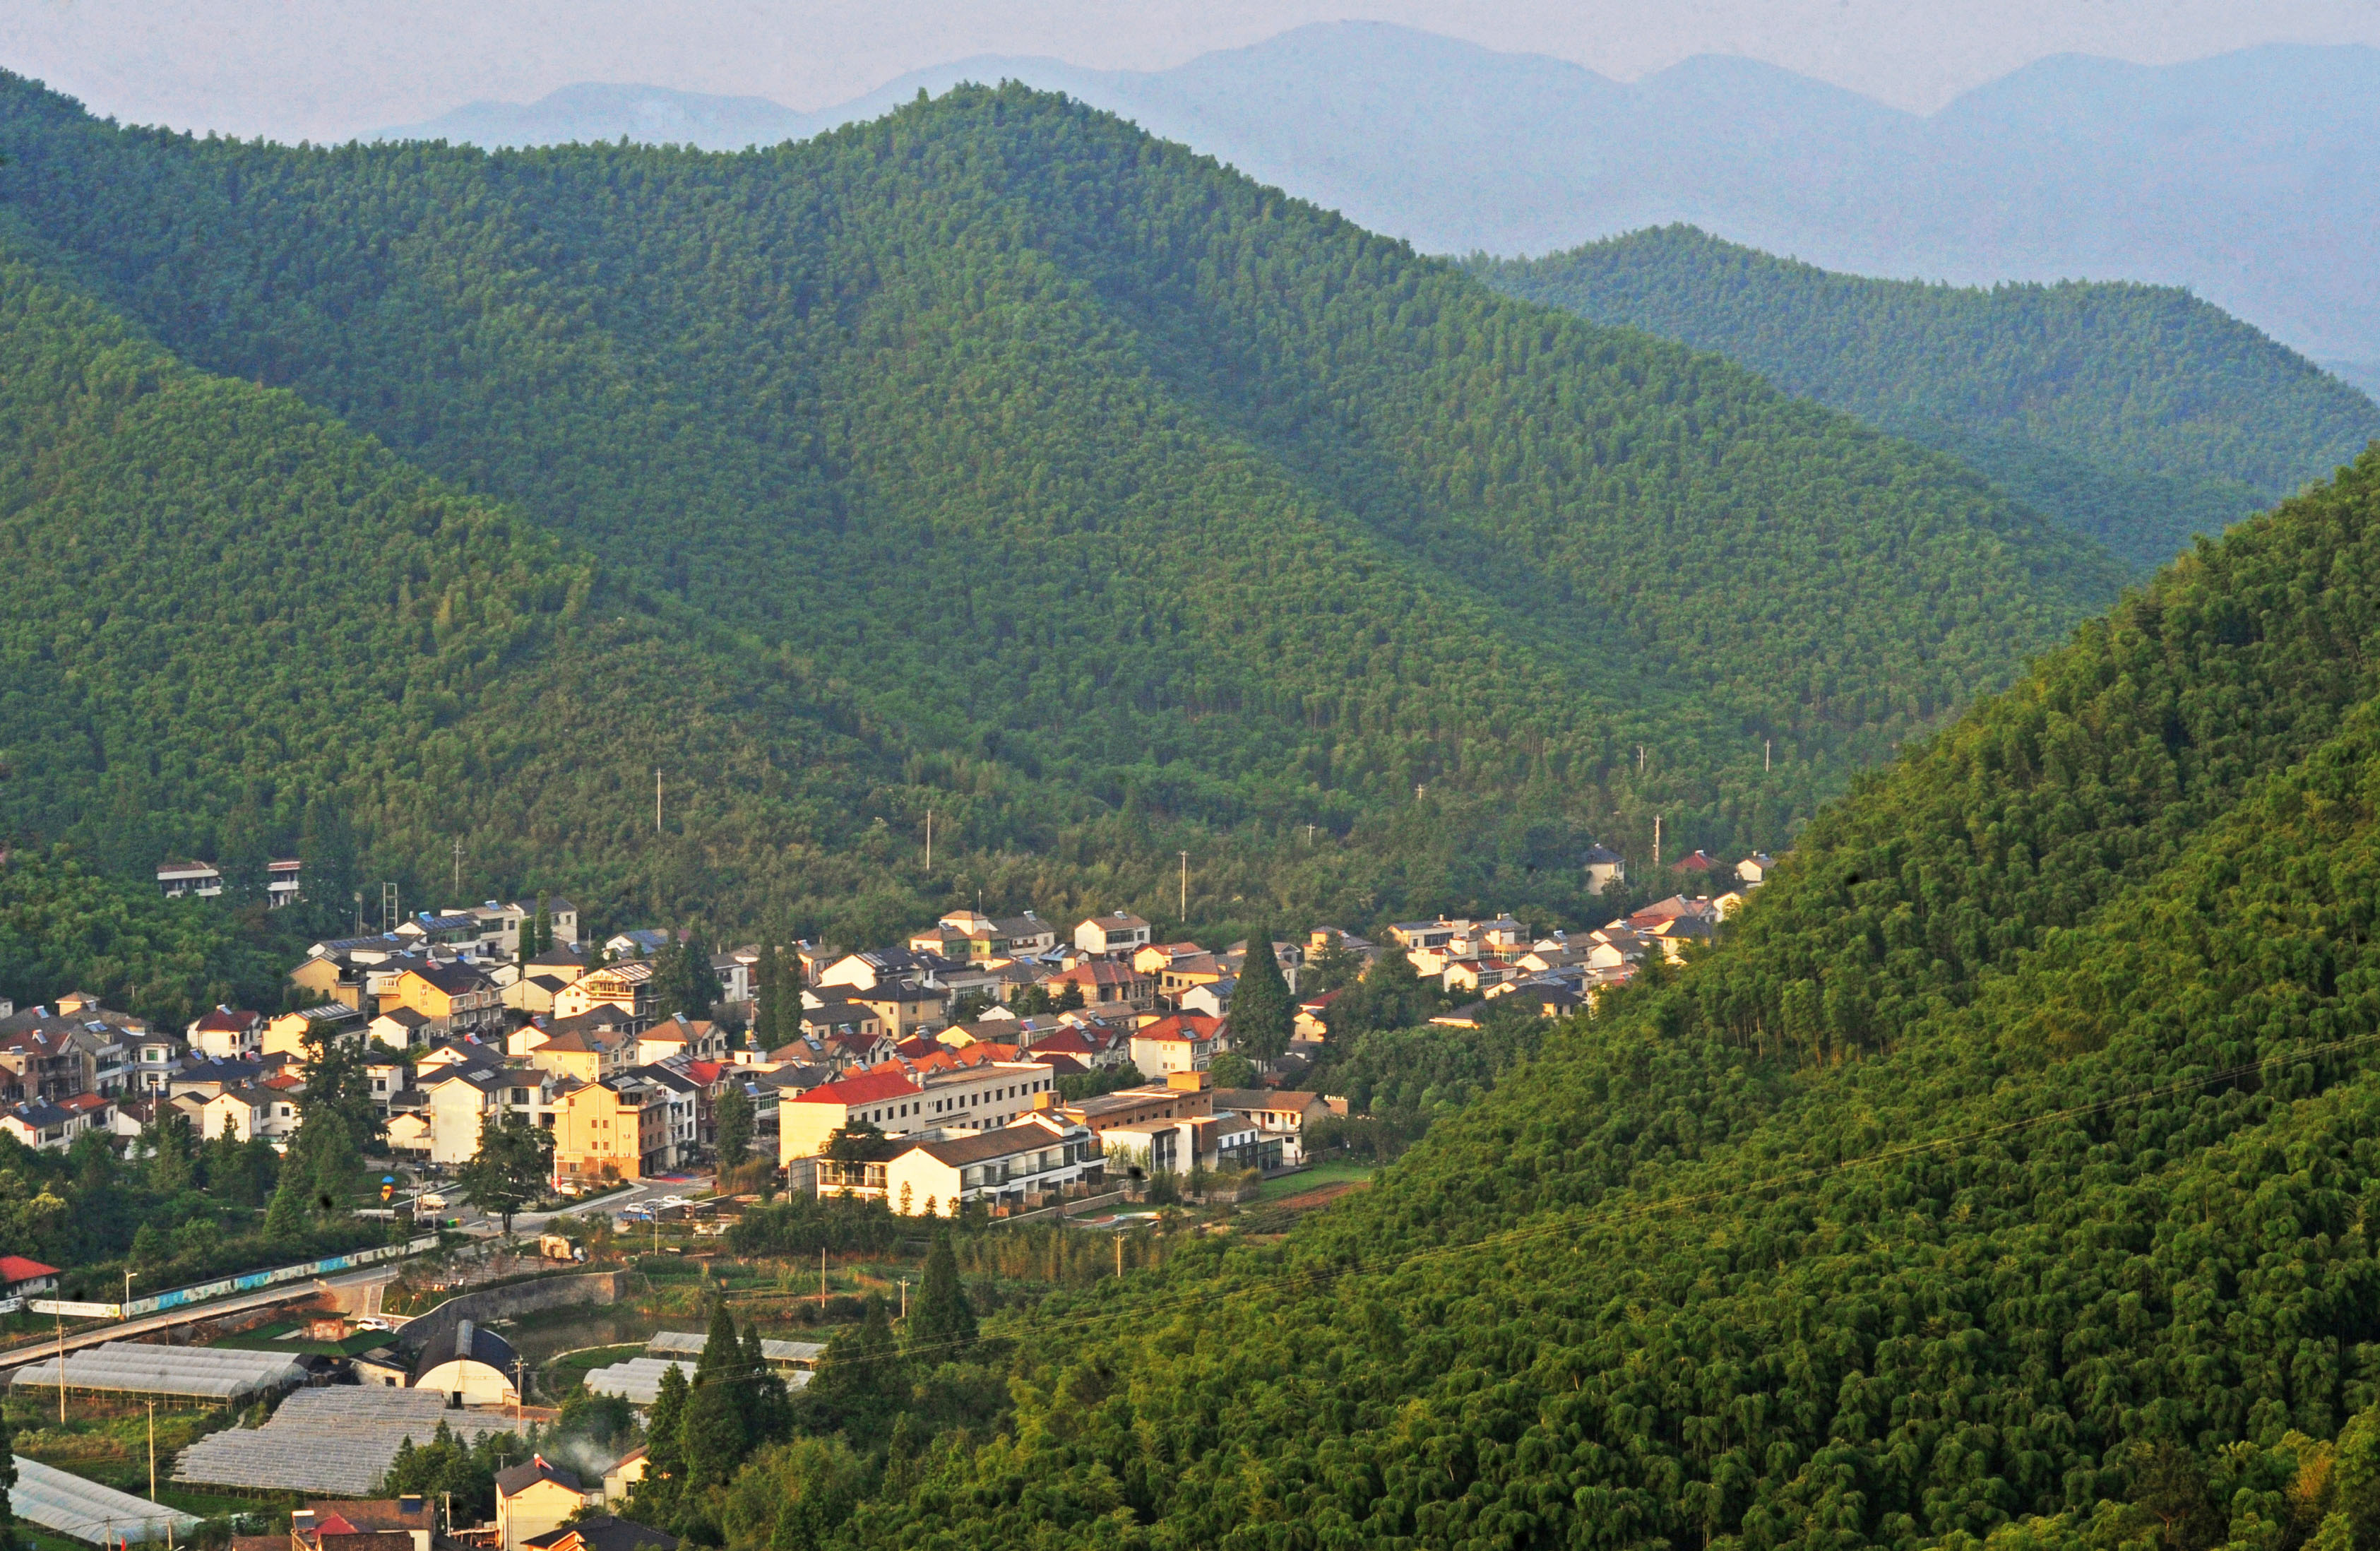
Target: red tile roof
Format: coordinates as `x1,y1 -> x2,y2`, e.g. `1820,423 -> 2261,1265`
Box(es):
790,1069 -> 921,1107
1135,1014 -> 1223,1044
0,1254 -> 58,1282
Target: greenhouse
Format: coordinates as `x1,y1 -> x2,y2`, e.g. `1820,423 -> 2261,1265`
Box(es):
9,1457 -> 202,1545
590,1352 -> 810,1405
8,1343 -> 307,1403
581,1356 -> 690,1406
176,1385 -> 516,1496
647,1331 -> 825,1367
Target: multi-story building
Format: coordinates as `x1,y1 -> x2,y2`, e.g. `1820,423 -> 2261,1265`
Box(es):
1054,1071 -> 1216,1140
519,1012 -> 639,1084
262,1003 -> 365,1064
155,860 -> 222,899
1129,1014 -> 1227,1078
1044,959 -> 1155,1014
820,1112 -> 1102,1215
1071,912 -> 1152,958
187,1007 -> 266,1062
385,963 -> 504,1038
552,1074 -> 671,1187
777,1057 -> 1063,1163
552,963 -> 656,1026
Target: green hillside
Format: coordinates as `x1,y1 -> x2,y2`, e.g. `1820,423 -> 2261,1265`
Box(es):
0,78 -> 2121,932
764,446 -> 2380,1549
0,246 -> 954,958
1476,226 -> 2380,571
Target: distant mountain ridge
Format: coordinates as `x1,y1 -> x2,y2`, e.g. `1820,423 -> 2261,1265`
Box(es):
388,83 -> 813,150
1477,227 -> 2380,571
379,24 -> 2380,359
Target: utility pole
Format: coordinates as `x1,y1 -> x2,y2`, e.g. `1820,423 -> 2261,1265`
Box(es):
452,837 -> 461,893
1114,1235 -> 1124,1280
819,1246 -> 827,1307
1304,824 -> 1315,847
148,1399 -> 156,1500
1653,814 -> 1662,874
925,809 -> 933,872
655,768 -> 663,836
56,1307 -> 65,1423
1179,852 -> 1188,920
1765,739 -> 1772,773
898,1278 -> 909,1321
1638,744 -> 1645,775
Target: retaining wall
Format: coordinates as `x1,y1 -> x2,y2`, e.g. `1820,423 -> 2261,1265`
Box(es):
393,1271 -> 626,1349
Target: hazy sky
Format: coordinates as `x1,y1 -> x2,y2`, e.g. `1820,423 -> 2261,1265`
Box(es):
6,0 -> 2378,143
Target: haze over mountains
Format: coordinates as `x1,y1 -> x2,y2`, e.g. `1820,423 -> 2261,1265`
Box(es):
381,22 -> 2380,363
16,23 -> 2380,1551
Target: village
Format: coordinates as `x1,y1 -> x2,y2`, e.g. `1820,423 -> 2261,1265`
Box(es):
0,844 -> 1773,1551
4,846 -> 1775,1189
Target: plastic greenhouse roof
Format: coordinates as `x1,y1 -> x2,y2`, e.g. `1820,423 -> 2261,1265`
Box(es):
176,1385 -> 516,1496
582,1357 -> 689,1406
647,1331 -> 826,1364
9,1342 -> 307,1400
11,1457 -> 203,1544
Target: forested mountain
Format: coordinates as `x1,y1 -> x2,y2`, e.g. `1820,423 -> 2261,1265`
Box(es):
0,75 -> 2119,941
787,450 -> 2380,1547
0,246 -> 925,952
1476,227 -> 2380,570
381,25 -> 2380,362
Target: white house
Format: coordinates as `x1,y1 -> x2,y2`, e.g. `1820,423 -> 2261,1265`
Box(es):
1072,912 -> 1153,958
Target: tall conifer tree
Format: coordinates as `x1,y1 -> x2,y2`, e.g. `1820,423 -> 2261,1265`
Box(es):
682,1300 -> 750,1490
907,1229 -> 977,1354
1232,931 -> 1295,1064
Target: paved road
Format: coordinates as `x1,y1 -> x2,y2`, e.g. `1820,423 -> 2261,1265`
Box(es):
0,1261 -> 403,1370
431,1175 -> 714,1236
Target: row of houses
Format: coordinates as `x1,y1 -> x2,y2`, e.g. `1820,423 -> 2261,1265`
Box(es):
1364,854 -> 1778,1027
17,846 -> 1780,1189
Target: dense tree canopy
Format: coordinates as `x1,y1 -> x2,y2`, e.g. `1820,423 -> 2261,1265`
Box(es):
674,449 -> 2380,1551
0,78 -> 2122,943
1475,225 -> 2380,571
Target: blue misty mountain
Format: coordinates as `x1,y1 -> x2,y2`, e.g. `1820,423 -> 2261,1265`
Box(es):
376,23 -> 2380,357
379,82 -> 816,150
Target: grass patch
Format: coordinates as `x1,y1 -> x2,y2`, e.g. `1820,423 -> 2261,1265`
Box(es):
206,1320 -> 388,1357
1241,1160 -> 1376,1202
537,1342 -> 645,1403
